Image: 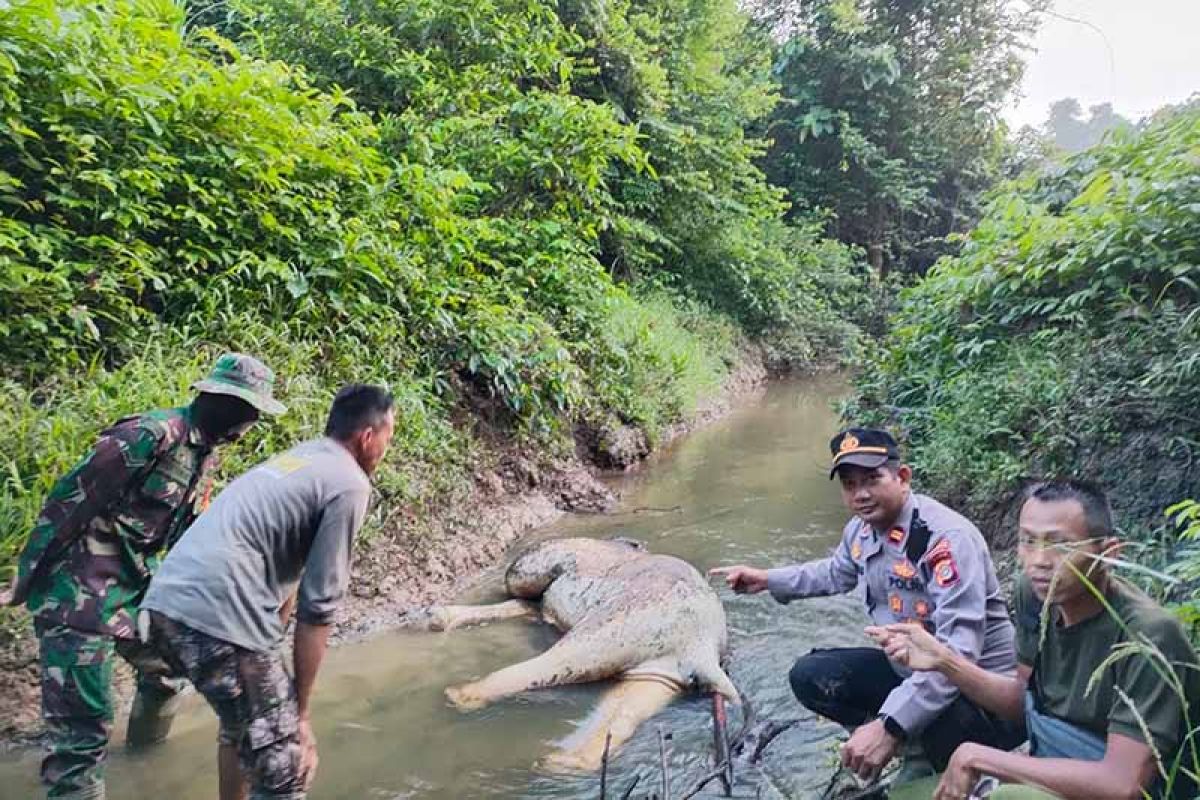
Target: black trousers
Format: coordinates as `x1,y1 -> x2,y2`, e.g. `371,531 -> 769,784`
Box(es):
789,647 -> 1026,771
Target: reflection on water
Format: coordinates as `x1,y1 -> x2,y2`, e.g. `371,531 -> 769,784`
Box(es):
0,378 -> 868,799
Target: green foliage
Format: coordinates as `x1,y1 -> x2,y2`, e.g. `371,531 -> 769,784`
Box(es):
849,109 -> 1200,539
758,0 -> 1043,275
0,0 -> 869,579
587,290 -> 739,438
0,316 -> 466,570
0,0 -> 401,369
1165,500 -> 1200,640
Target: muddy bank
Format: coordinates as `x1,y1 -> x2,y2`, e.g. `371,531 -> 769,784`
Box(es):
0,346 -> 768,747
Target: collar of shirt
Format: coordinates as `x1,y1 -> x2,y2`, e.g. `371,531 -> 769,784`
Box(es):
858,491 -> 917,545
180,404 -> 212,450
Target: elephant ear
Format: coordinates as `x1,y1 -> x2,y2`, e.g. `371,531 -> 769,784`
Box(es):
608,536 -> 647,551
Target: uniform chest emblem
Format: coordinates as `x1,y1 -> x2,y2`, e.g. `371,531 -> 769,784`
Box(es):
892,559 -> 917,579
889,594 -> 904,615
887,527 -> 905,544
851,540 -> 863,560
915,599 -> 931,619
933,559 -> 959,587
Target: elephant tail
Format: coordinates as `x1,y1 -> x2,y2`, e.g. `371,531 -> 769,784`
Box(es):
694,657 -> 739,703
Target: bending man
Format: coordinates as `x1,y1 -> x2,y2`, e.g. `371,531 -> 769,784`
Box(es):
712,428 -> 1023,783
2,353 -> 283,800
142,384 -> 395,800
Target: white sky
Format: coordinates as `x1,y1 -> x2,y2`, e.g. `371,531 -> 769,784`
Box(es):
1005,0 -> 1200,130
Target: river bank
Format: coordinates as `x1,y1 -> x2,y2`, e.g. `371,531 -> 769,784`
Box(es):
0,346 -> 770,750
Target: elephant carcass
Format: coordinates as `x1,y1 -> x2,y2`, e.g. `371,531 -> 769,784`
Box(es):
413,537 -> 737,771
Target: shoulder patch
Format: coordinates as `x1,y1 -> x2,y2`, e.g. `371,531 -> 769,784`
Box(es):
924,537 -> 953,565
933,559 -> 959,588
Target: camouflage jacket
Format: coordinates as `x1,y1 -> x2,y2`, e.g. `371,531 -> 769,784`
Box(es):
14,406 -> 218,639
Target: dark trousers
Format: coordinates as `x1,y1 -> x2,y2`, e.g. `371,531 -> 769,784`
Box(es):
789,647 -> 1025,771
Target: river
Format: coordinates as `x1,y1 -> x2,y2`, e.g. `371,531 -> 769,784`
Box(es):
0,378 -> 869,799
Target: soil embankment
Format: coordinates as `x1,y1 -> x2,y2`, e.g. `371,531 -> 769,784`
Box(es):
0,348 -> 769,747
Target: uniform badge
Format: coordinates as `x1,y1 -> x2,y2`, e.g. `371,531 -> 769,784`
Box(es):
892,559 -> 917,579
887,527 -> 905,544
915,600 -> 931,619
934,559 -> 959,587
924,538 -> 952,565
889,594 -> 904,616
851,540 -> 862,560
840,433 -> 860,452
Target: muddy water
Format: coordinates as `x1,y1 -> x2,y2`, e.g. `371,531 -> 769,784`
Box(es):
0,378 -> 870,799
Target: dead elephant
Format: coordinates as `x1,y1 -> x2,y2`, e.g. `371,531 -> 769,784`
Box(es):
410,537 -> 738,771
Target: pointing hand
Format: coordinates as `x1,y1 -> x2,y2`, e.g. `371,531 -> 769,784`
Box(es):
708,565 -> 769,594
866,622 -> 950,672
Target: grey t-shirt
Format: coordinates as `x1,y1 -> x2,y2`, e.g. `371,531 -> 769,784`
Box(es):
143,437 -> 370,652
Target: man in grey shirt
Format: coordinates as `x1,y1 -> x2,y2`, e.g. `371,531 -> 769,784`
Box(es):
711,428 -> 1022,785
143,384 -> 395,800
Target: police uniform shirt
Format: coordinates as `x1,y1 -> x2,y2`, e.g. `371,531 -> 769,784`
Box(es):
766,492 -> 1016,735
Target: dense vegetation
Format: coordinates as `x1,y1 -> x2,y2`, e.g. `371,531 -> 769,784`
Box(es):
754,0 -> 1042,276
0,0 -> 866,572
848,107 -> 1200,628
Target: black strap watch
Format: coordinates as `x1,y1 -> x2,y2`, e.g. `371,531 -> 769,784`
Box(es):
878,713 -> 907,741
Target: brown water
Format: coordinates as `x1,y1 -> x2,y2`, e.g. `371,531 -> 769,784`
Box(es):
1,378 -> 869,799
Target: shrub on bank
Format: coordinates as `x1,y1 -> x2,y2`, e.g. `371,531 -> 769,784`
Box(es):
0,0 -> 859,584
849,109 -> 1200,534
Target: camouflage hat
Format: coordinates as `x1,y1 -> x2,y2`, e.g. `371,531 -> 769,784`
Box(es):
192,353 -> 286,415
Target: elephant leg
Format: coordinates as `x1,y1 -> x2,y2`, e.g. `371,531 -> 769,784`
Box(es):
415,599 -> 540,632
446,635 -> 622,710
539,676 -> 681,773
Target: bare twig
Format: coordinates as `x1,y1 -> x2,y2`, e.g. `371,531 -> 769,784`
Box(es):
619,773 -> 642,800
658,726 -> 672,800
600,730 -> 612,799
711,694 -> 733,796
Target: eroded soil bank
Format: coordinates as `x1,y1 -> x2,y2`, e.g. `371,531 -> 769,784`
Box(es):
0,348 -> 770,748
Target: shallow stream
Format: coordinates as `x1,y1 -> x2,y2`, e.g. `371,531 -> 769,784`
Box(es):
1,378 -> 869,799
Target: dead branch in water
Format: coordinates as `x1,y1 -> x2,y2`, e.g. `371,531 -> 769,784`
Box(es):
600,731 -> 612,800
658,726 -> 672,800
711,694 -> 733,796
619,773 -> 642,800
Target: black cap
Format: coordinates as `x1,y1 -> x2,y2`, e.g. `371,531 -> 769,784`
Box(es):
829,427 -> 901,478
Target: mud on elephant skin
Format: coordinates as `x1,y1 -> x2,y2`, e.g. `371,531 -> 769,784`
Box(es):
406,537 -> 738,771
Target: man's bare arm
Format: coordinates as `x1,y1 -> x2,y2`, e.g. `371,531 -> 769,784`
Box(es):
293,621 -> 331,717
946,735 -> 1158,800
868,622 -> 1028,721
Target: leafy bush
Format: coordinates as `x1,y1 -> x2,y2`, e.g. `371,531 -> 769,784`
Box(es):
849,110 -> 1200,537
0,316 -> 465,569
1,0 -> 863,584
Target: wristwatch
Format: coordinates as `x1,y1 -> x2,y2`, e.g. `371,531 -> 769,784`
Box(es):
878,713 -> 907,741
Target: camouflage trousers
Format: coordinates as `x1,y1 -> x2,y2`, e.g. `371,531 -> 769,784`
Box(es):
35,620 -> 183,800
146,611 -> 306,800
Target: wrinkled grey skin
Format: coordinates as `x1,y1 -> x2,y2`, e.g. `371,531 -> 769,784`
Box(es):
414,537 -> 737,770
501,537 -> 736,697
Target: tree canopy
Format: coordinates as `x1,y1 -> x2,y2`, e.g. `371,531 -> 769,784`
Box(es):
756,0 -> 1043,275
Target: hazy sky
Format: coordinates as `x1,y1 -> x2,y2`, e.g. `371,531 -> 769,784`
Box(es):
1006,0 -> 1200,130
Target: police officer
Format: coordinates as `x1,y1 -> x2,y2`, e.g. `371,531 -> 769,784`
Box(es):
1,353 -> 285,800
711,428 -> 1023,784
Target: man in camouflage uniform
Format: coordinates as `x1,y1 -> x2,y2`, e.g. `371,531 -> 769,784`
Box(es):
2,353 -> 286,800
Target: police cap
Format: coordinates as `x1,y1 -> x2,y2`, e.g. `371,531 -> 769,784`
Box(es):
829,427 -> 901,478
